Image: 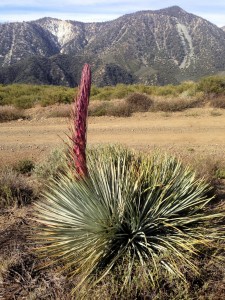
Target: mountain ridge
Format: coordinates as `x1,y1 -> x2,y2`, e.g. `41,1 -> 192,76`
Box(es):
0,6 -> 225,86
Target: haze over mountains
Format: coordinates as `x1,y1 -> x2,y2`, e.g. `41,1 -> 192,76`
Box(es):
0,6 -> 225,86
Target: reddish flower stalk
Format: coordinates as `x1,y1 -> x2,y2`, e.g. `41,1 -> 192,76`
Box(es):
72,64 -> 91,177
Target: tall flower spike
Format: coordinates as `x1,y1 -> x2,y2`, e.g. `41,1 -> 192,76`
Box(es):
72,64 -> 91,177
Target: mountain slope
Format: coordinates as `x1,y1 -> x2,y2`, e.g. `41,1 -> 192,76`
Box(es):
1,6 -> 225,86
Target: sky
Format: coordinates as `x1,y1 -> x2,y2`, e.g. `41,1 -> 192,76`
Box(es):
0,0 -> 224,27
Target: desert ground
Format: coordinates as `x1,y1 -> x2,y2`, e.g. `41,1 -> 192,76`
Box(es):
0,107 -> 224,166
0,106 -> 225,299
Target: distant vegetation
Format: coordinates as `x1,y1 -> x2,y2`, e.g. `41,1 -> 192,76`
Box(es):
0,84 -> 76,108
0,76 -> 225,119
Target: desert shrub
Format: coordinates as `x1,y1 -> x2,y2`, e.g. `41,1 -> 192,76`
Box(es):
106,103 -> 131,117
216,168 -> 225,179
176,81 -> 196,94
153,98 -> 201,112
154,85 -> 178,96
0,84 -> 75,108
210,110 -> 223,117
12,95 -> 38,109
46,105 -> 71,118
210,95 -> 225,108
40,91 -> 74,107
0,168 -> 34,208
125,92 -> 153,112
34,148 -> 66,181
179,87 -> 203,100
14,159 -> 35,174
90,85 -> 101,97
0,105 -> 25,122
197,76 -> 225,96
90,85 -> 114,101
90,85 -> 135,101
111,84 -> 134,99
134,84 -> 154,95
34,146 -> 223,297
89,102 -> 131,117
88,102 -> 110,116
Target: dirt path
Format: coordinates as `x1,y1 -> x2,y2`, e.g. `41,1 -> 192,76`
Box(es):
0,108 -> 225,166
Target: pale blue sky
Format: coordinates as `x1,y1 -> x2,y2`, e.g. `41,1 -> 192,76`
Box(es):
0,0 -> 224,27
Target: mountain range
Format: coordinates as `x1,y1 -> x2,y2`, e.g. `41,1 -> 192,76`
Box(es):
0,6 -> 225,86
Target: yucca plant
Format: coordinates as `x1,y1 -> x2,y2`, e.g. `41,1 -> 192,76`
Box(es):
34,146 -> 224,295
33,65 -> 224,297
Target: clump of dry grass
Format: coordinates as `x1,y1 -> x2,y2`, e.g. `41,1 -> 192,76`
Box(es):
0,105 -> 25,122
88,101 -> 110,116
89,100 -> 132,117
0,206 -> 74,300
152,97 -> 203,112
89,94 -> 153,118
210,95 -> 225,109
45,104 -> 71,118
34,148 -> 66,182
125,92 -> 153,112
0,168 -> 35,208
13,159 -> 35,175
106,102 -> 131,117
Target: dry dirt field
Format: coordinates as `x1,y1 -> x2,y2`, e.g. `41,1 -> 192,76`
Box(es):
0,107 -> 225,166
0,107 -> 225,299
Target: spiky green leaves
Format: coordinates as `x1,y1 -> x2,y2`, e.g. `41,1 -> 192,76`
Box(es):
34,146 -> 224,294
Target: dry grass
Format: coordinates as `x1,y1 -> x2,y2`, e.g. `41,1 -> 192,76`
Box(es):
0,105 -> 25,122
89,100 -> 132,117
210,95 -> 225,109
125,92 -> 153,112
46,105 -> 71,118
1,205 -> 224,299
25,104 -> 71,119
0,168 -> 36,208
0,149 -> 224,299
0,206 -> 74,300
0,93 -> 219,122
152,97 -> 203,112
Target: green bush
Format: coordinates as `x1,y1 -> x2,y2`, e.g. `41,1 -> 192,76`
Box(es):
34,146 -> 223,297
0,84 -> 75,108
12,95 -> 37,109
154,85 -> 178,96
90,85 -> 101,97
88,102 -> 110,117
14,159 -> 35,174
197,76 -> 225,95
89,101 -> 132,117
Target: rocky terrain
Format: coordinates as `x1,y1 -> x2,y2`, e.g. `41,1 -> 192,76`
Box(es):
1,6 -> 225,86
